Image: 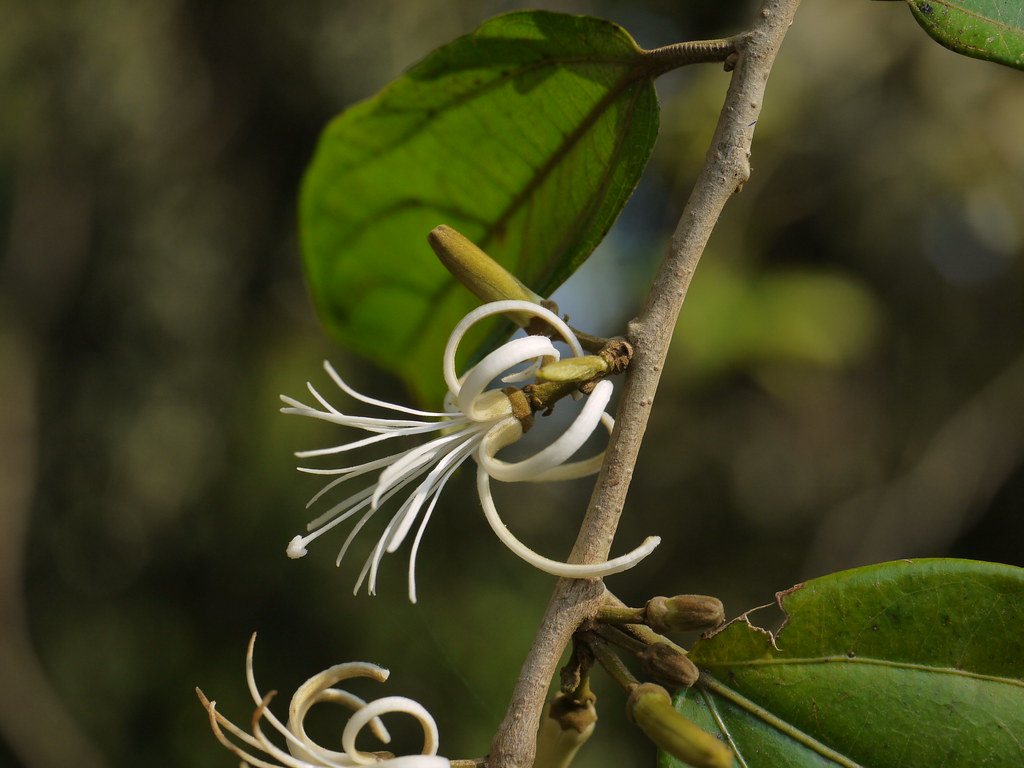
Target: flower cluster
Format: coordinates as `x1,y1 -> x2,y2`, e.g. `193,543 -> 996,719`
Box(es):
281,300 -> 660,602
197,634 -> 448,768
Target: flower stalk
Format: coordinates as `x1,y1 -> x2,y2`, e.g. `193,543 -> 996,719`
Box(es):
590,623 -> 699,689
580,632 -> 638,693
597,595 -> 725,634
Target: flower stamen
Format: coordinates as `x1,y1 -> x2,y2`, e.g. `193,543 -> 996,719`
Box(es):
282,300 -> 660,600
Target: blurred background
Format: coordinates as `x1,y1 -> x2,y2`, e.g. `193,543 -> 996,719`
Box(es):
1,0 -> 1022,766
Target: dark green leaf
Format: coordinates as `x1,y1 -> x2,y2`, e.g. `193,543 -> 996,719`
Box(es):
905,0 -> 1024,70
663,559 -> 1024,767
299,11 -> 660,403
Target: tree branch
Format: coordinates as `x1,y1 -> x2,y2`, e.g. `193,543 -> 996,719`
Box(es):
487,2 -> 802,765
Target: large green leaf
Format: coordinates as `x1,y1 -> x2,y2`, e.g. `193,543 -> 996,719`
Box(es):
663,559 -> 1024,767
905,0 -> 1024,70
299,11 -> 660,404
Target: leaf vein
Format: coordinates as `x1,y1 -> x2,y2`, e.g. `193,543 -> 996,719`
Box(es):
699,655 -> 1024,686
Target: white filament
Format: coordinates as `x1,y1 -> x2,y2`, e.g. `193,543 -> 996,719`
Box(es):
282,300 -> 659,600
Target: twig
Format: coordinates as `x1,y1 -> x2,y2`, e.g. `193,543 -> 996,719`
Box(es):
487,2 -> 803,766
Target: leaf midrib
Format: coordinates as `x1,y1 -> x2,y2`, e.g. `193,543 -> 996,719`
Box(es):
481,71 -> 650,284
699,654 -> 1024,686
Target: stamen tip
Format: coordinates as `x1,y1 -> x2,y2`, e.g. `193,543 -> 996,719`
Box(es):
286,536 -> 309,559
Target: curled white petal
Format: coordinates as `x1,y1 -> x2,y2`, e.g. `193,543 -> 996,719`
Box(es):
457,335 -> 556,418
479,380 -> 613,482
526,412 -> 614,483
367,758 -> 450,768
477,463 -> 661,578
198,635 -> 449,768
287,657 -> 391,764
442,299 -> 582,395
342,696 -> 442,766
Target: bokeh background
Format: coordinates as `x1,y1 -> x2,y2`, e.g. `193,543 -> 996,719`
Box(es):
2,0 -> 1022,766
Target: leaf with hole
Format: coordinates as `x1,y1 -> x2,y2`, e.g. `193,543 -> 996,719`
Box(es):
904,0 -> 1024,70
661,559 -> 1024,767
299,11 -> 663,403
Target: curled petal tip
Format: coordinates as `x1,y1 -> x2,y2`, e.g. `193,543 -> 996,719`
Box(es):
478,466 -> 660,579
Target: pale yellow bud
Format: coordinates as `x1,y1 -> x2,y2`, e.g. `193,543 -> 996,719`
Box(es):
627,683 -> 732,768
427,225 -> 542,325
537,356 -> 611,383
534,692 -> 597,768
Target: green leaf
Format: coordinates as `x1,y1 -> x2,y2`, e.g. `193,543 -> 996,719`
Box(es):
905,0 -> 1024,70
663,559 -> 1024,768
299,11 -> 660,404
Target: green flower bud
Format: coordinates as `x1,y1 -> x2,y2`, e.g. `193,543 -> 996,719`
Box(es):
646,595 -> 725,634
627,683 -> 732,768
537,356 -> 611,383
427,225 -> 542,325
637,642 -> 699,688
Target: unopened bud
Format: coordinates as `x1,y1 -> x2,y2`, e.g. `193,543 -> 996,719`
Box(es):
626,683 -> 732,768
637,643 -> 698,688
535,692 -> 597,768
427,225 -> 542,325
646,595 -> 725,634
537,356 -> 610,383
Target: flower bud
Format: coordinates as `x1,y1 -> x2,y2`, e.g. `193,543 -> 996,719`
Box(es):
637,643 -> 699,688
535,692 -> 597,768
537,356 -> 610,383
427,225 -> 542,325
646,595 -> 725,634
626,683 -> 732,768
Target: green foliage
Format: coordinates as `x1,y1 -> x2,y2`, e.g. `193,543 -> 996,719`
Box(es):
300,11 -> 660,404
905,0 -> 1024,70
663,559 -> 1024,767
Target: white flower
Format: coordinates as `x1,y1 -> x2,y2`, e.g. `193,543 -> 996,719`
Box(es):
197,633 -> 448,768
281,300 -> 660,602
